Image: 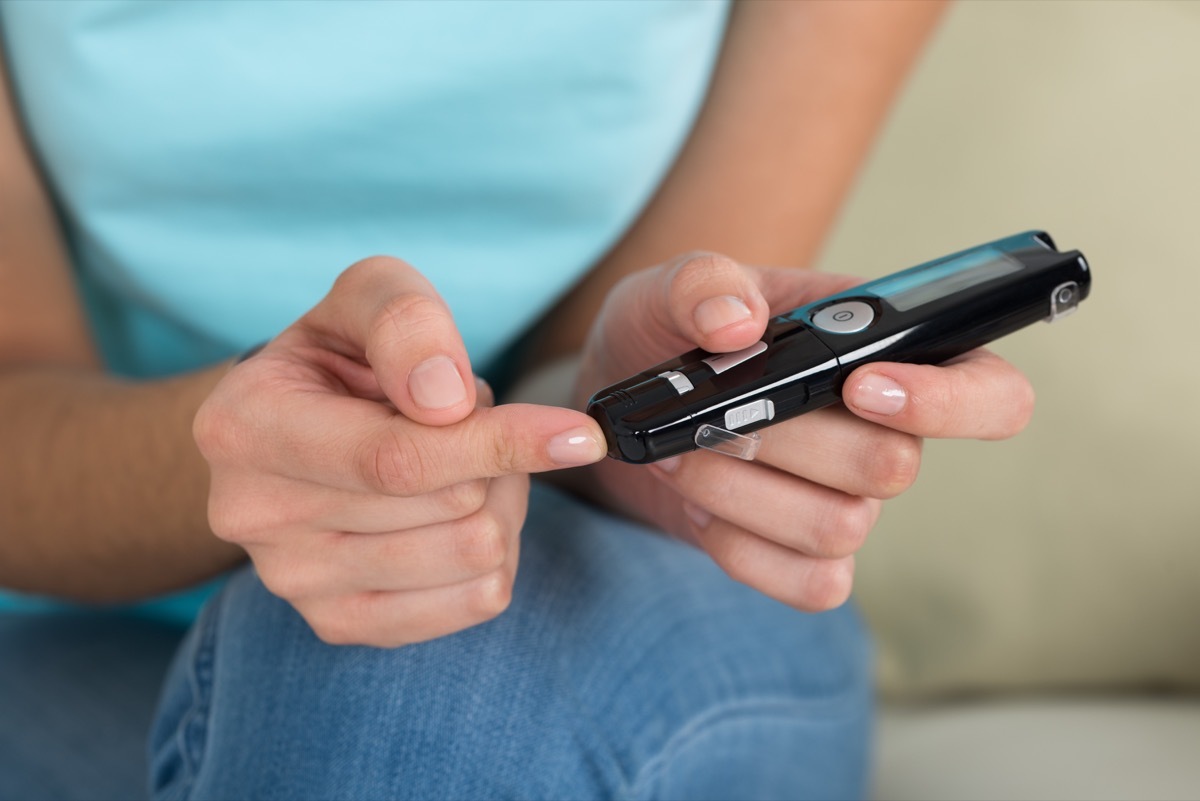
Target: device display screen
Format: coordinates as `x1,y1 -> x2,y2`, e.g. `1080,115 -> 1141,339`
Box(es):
868,247 -> 1023,312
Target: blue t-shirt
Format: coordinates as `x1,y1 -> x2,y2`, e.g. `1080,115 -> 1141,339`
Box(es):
0,1 -> 729,621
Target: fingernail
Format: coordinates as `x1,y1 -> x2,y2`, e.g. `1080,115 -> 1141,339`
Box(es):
409,356 -> 467,410
656,455 -> 683,473
694,295 -> 752,336
474,377 -> 495,406
850,373 -> 907,416
547,427 -> 606,466
682,501 -> 713,530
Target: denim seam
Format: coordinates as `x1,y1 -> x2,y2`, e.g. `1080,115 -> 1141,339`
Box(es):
558,608 -> 745,799
625,694 -> 865,800
164,586 -> 222,801
568,601 -> 828,799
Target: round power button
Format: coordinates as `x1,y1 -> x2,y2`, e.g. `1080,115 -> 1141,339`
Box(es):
811,300 -> 875,334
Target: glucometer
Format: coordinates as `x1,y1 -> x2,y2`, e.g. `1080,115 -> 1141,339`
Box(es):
587,230 -> 1090,464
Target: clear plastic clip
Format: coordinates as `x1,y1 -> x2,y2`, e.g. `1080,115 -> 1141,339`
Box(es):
1046,281 -> 1080,323
695,423 -> 762,461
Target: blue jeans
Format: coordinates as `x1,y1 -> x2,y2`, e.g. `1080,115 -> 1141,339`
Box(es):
6,483 -> 874,800
0,612 -> 183,801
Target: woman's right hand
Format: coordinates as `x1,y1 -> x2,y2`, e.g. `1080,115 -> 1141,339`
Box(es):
193,256 -> 607,647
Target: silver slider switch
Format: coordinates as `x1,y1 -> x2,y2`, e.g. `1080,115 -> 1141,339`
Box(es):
724,399 -> 775,431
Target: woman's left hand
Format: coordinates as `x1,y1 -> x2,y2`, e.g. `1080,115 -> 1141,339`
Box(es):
573,253 -> 1036,611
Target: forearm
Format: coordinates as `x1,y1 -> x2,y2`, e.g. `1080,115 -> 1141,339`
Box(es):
529,0 -> 948,366
0,52 -> 242,601
0,365 -> 245,602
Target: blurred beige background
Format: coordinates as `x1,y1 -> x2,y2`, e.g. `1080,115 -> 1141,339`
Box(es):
818,0 -> 1200,698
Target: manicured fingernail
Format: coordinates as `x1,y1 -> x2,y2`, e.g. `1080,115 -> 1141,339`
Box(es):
655,455 -> 683,474
548,427 -> 606,466
409,356 -> 467,410
682,501 -> 713,530
850,373 -> 907,416
694,295 -> 752,336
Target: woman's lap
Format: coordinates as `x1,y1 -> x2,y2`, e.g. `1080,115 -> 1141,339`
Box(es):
0,481 -> 873,801
150,482 -> 874,800
0,612 -> 184,801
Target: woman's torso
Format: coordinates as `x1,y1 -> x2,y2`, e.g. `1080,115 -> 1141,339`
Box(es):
1,0 -> 729,377
0,0 -> 729,617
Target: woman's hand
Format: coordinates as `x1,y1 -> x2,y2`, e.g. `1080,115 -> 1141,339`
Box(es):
194,256 -> 607,647
574,253 -> 1035,611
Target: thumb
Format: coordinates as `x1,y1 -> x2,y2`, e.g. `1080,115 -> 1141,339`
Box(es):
610,253 -> 772,365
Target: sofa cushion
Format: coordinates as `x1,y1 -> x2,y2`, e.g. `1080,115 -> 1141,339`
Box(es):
822,0 -> 1200,697
874,698 -> 1200,801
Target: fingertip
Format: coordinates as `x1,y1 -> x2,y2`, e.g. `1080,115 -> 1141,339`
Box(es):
844,354 -> 1036,440
844,370 -> 909,418
466,404 -> 608,479
695,280 -> 771,348
546,423 -> 608,468
359,286 -> 478,426
510,393 -> 602,463
550,409 -> 609,466
693,294 -> 754,338
667,253 -> 768,352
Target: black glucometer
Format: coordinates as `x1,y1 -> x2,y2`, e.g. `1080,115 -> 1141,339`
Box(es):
587,231 -> 1090,464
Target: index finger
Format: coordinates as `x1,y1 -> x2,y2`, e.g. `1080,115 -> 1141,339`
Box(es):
354,402 -> 608,496
265,392 -> 606,496
841,348 -> 1036,440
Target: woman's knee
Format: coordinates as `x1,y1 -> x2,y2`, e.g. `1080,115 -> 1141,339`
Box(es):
150,484 -> 873,800
631,700 -> 871,800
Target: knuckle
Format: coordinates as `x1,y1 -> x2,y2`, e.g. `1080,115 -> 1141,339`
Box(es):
714,535 -> 757,589
192,398 -> 245,463
685,451 -> 735,497
814,496 -> 877,558
191,402 -> 221,458
468,570 -> 514,620
305,605 -> 357,646
331,259 -> 374,299
929,380 -> 965,439
672,251 -> 740,295
439,480 -> 488,519
307,594 -> 392,647
256,560 -> 317,602
482,424 -> 524,476
360,430 -> 428,496
866,433 -> 923,498
455,510 -> 510,574
206,478 -> 307,546
330,264 -> 365,297
372,292 -> 445,346
334,255 -> 409,294
205,491 -> 255,543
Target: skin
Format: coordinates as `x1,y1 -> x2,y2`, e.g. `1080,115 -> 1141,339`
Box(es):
0,1 -> 1033,646
570,255 -> 1034,612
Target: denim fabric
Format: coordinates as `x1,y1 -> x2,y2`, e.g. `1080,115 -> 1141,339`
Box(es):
0,613 -> 184,801
150,482 -> 873,800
